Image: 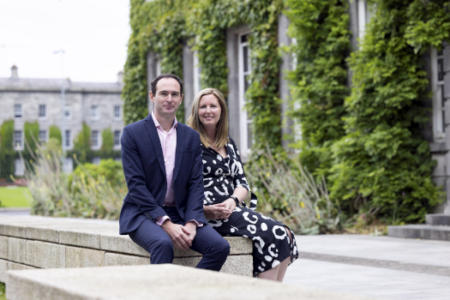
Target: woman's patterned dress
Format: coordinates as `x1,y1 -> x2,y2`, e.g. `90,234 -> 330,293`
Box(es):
201,139 -> 299,276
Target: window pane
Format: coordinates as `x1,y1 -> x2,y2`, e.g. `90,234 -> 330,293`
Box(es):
14,104 -> 22,118
438,58 -> 444,81
38,104 -> 46,118
243,45 -> 249,73
114,130 -> 121,146
91,130 -> 99,147
114,105 -> 121,119
65,130 -> 71,147
39,130 -> 47,143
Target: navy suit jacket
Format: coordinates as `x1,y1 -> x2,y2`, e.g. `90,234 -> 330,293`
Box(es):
119,115 -> 207,235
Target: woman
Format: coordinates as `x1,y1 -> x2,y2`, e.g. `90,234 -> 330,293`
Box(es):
188,88 -> 298,281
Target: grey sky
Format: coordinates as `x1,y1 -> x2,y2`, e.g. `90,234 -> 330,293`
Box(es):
0,0 -> 130,82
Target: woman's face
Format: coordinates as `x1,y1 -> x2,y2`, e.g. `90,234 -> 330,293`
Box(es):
198,94 -> 222,129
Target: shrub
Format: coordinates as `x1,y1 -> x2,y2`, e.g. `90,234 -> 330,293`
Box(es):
26,140 -> 126,219
246,148 -> 341,234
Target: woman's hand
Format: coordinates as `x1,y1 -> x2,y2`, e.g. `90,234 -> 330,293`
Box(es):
204,199 -> 236,220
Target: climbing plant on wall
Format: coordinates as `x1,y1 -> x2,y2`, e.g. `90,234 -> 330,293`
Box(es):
23,121 -> 40,170
124,0 -> 284,150
189,0 -> 284,150
122,0 -> 192,125
285,0 -> 351,176
329,0 -> 449,222
0,120 -> 15,179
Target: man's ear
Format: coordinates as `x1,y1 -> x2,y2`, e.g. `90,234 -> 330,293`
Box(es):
149,92 -> 154,102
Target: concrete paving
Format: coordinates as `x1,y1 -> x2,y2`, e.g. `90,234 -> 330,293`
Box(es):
284,235 -> 450,300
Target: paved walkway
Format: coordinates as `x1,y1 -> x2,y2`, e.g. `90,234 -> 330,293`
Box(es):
284,235 -> 450,300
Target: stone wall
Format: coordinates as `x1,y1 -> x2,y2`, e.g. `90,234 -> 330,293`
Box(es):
0,215 -> 253,283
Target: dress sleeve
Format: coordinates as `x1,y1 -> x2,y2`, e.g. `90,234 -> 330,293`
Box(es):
228,138 -> 250,191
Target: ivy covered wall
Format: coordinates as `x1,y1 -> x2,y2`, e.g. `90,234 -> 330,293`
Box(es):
123,0 -> 449,222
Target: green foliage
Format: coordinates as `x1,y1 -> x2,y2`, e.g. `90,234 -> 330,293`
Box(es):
125,0 -> 283,150
189,0 -> 284,150
22,121 -> 40,171
285,0 -> 351,176
66,159 -> 126,219
100,128 -> 114,158
49,125 -> 62,148
27,140 -> 125,219
405,0 -> 450,54
123,0 -> 192,124
329,0 -> 444,222
71,122 -> 93,164
0,120 -> 15,179
246,148 -> 341,234
0,282 -> 4,300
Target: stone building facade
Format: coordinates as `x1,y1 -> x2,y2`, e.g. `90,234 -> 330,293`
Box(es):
0,66 -> 123,175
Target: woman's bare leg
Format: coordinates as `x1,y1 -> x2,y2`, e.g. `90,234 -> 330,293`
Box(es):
257,264 -> 280,281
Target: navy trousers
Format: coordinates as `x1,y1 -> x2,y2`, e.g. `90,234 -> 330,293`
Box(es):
129,207 -> 230,271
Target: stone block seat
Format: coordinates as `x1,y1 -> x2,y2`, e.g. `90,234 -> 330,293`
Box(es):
0,215 -> 253,283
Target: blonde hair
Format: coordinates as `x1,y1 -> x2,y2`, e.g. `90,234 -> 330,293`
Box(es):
187,88 -> 229,149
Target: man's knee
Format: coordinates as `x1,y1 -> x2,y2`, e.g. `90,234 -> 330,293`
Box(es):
215,237 -> 230,258
152,237 -> 174,254
150,237 -> 174,264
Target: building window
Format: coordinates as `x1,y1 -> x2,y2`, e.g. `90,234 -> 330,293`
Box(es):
91,130 -> 99,148
238,32 -> 253,156
64,130 -> 71,148
39,130 -> 47,143
38,104 -> 46,118
14,130 -> 23,150
193,51 -> 202,95
64,106 -> 71,119
14,159 -> 25,176
432,47 -> 446,139
114,130 -> 121,147
14,104 -> 22,118
90,105 -> 100,120
114,105 -> 121,120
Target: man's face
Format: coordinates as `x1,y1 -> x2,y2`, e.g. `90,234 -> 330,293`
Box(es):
150,78 -> 183,118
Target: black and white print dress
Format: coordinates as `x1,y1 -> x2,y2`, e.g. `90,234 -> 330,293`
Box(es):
201,139 -> 299,276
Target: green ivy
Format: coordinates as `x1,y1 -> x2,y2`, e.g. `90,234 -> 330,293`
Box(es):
285,0 -> 351,176
0,120 -> 15,179
124,0 -> 284,150
123,0 -> 192,124
329,0 -> 446,222
49,125 -> 62,148
23,121 -> 39,171
189,0 -> 284,150
71,122 -> 93,164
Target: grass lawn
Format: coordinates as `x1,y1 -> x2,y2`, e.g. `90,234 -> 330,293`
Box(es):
0,186 -> 32,208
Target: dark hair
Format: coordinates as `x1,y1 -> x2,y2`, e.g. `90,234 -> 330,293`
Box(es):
150,74 -> 184,95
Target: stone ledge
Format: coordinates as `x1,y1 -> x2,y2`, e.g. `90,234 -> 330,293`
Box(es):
0,215 -> 253,279
6,264 -> 374,300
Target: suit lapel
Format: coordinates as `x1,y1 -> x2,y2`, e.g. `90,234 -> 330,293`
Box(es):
144,116 -> 166,176
173,124 -> 184,181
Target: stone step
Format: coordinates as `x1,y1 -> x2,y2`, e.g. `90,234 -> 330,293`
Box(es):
426,213 -> 450,226
6,264 -> 373,300
388,224 -> 450,241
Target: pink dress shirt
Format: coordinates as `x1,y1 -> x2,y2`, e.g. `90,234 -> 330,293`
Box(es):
152,112 -> 177,207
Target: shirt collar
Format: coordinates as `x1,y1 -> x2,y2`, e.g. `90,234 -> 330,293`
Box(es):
151,111 -> 178,131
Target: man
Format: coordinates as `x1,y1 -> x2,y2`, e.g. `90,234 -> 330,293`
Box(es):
119,74 -> 230,270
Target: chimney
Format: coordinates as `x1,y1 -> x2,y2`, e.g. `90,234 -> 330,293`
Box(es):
117,71 -> 124,84
10,65 -> 18,79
